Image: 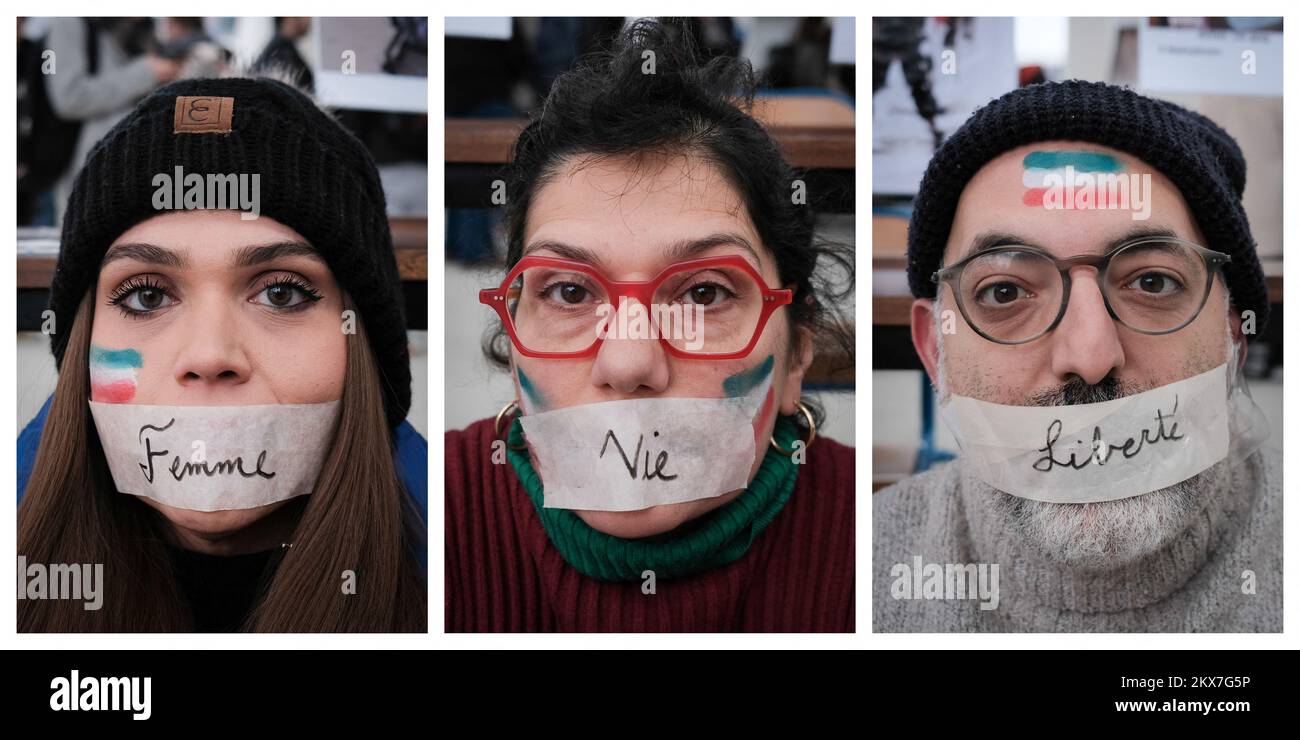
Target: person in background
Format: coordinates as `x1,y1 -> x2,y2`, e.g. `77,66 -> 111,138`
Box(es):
158,17 -> 230,80
253,17 -> 313,93
45,17 -> 179,222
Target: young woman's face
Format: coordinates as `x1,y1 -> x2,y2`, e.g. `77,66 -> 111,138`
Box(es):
90,210 -> 346,541
516,153 -> 812,538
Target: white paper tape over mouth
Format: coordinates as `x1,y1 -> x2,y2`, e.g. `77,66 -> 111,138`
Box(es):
940,364 -> 1230,504
518,376 -> 771,512
89,400 -> 341,512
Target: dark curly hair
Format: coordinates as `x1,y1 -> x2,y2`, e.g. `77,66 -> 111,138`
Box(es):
483,18 -> 854,428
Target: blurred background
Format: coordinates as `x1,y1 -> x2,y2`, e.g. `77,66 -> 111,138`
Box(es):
872,17 -> 1283,490
16,16 -> 429,435
444,17 -> 857,444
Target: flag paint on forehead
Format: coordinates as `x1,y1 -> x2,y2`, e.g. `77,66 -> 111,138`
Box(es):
1022,150 -> 1124,206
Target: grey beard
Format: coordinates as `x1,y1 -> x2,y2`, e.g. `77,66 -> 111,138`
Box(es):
979,457 -> 1228,570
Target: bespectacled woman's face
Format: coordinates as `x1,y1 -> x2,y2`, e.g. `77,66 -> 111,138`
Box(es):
516,153 -> 812,538
90,210 -> 346,546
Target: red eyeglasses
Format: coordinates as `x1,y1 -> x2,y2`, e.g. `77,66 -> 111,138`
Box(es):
480,254 -> 793,359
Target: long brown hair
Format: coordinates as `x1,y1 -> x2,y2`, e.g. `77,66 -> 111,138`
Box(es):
18,292 -> 426,632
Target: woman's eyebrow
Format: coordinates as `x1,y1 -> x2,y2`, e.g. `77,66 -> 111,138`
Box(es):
231,241 -> 322,268
524,232 -> 762,269
664,232 -> 761,266
101,243 -> 187,269
523,240 -> 607,270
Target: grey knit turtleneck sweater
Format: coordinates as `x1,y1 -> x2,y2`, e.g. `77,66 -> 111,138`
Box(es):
873,447 -> 1282,632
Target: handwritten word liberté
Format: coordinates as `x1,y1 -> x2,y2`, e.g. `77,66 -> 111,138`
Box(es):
1033,395 -> 1186,473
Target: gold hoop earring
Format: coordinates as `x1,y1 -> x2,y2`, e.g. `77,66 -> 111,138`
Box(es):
494,401 -> 529,451
770,401 -> 817,456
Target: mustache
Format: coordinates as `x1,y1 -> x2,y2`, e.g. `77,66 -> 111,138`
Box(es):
1026,376 -> 1147,406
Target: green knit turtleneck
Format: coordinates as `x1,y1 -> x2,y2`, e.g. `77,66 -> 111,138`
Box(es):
507,416 -> 802,582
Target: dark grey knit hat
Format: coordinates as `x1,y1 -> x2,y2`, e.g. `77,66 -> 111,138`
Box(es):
907,79 -> 1270,335
50,76 -> 411,429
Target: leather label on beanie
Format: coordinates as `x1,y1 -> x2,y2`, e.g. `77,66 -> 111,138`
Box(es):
173,96 -> 234,134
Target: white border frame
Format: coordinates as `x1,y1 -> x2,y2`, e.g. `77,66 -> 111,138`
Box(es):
0,0 -> 1294,653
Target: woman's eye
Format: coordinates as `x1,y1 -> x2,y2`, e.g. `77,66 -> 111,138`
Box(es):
1126,272 -> 1182,295
253,280 -> 321,309
544,283 -> 590,305
976,281 -> 1027,306
680,281 -> 733,306
109,281 -> 176,315
125,286 -> 171,311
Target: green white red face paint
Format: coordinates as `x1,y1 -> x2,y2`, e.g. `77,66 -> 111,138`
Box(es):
1022,150 -> 1152,220
90,345 -> 143,404
516,366 -> 546,415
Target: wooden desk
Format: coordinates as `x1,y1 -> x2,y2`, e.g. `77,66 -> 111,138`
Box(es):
445,95 -> 856,170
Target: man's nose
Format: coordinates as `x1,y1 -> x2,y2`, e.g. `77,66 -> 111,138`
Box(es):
1048,268 -> 1126,385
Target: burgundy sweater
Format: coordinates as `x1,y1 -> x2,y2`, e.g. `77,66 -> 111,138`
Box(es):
445,417 -> 855,632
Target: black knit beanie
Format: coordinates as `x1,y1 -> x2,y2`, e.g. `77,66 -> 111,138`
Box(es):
49,76 -> 411,429
907,79 -> 1270,334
